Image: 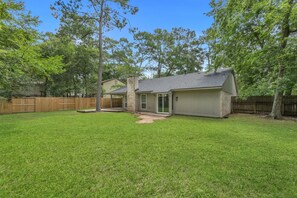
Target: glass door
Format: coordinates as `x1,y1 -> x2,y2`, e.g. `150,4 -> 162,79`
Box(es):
158,94 -> 169,113
158,94 -> 163,112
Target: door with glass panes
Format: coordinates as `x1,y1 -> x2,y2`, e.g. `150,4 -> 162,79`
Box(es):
157,94 -> 169,113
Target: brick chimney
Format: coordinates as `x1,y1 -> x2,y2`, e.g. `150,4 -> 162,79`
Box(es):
127,77 -> 139,112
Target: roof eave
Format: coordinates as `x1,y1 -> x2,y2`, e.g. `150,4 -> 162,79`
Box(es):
110,92 -> 126,95
139,86 -> 223,94
135,90 -> 153,94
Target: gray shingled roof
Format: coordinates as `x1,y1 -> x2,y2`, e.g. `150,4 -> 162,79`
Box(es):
111,68 -> 233,94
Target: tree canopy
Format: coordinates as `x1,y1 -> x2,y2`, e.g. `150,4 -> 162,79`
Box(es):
132,28 -> 205,77
0,0 -> 64,99
51,0 -> 138,111
204,0 -> 297,118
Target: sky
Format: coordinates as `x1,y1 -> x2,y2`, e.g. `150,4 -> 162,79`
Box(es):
23,0 -> 213,40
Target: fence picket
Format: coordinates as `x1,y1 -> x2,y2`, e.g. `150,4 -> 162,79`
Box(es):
232,96 -> 297,117
0,97 -> 122,114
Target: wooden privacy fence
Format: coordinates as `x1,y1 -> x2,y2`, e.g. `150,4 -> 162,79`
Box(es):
0,97 -> 122,114
232,96 -> 297,117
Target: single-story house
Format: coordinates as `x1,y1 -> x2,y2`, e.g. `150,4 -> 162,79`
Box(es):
102,79 -> 125,98
111,68 -> 237,118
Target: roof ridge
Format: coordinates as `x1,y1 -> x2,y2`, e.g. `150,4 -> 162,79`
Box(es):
140,68 -> 232,82
143,71 -> 201,81
111,68 -> 233,94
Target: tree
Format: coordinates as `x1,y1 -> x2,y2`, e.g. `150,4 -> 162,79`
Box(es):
170,28 -> 204,75
132,28 -> 173,77
39,32 -> 99,97
52,0 -> 138,112
74,45 -> 98,97
205,0 -> 297,119
0,0 -> 63,99
132,28 -> 204,77
104,37 -> 145,80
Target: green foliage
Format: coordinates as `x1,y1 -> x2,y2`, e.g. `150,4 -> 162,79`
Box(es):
171,28 -> 205,75
52,0 -> 138,110
0,0 -> 64,98
39,33 -> 98,97
205,0 -> 297,97
0,0 -> 23,21
104,37 -> 145,80
51,0 -> 138,34
132,28 -> 205,77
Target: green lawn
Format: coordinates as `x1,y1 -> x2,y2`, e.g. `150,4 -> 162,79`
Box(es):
0,112 -> 297,197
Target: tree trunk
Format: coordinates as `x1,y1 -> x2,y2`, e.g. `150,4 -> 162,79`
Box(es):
96,0 -> 105,112
270,89 -> 283,119
269,0 -> 293,119
270,62 -> 285,119
157,62 -> 161,78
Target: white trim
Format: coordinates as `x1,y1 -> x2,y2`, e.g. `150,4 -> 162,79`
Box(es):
140,94 -> 147,110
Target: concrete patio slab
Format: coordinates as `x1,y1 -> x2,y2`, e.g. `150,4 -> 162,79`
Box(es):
136,113 -> 169,124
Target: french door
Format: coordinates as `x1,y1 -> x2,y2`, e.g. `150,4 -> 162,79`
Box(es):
158,94 -> 169,113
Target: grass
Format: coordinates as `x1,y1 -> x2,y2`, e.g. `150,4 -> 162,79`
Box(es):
0,112 -> 297,197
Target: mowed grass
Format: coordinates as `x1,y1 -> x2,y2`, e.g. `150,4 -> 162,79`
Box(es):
0,112 -> 297,197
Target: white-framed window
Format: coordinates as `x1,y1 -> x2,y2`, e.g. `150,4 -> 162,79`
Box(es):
124,95 -> 127,108
140,94 -> 147,110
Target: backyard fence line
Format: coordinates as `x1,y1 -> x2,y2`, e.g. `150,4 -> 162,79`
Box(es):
232,96 -> 297,117
0,97 -> 122,114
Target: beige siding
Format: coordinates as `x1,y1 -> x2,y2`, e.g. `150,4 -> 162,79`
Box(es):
135,94 -> 140,112
220,74 -> 237,117
138,93 -> 156,113
221,91 -> 232,117
103,79 -> 125,98
173,90 -> 221,117
222,74 -> 237,95
122,95 -> 127,110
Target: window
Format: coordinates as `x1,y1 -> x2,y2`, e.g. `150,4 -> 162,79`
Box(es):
140,94 -> 147,110
124,95 -> 127,108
